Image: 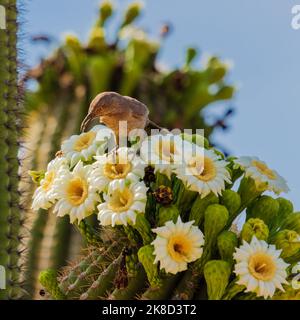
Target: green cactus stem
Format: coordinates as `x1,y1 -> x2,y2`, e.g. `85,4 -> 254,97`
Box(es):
0,0 -> 23,300
80,253 -> 123,300
222,280 -> 245,300
204,260 -> 231,300
77,219 -> 101,246
133,213 -> 153,245
64,241 -> 121,296
138,245 -> 160,286
109,264 -> 146,300
39,269 -> 66,300
25,94 -> 73,295
142,274 -> 181,300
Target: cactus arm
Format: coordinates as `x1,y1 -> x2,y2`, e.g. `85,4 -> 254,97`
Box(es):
80,253 -> 123,300
25,94 -> 72,296
0,0 -> 23,299
64,242 -> 122,296
109,264 -> 146,300
39,269 -> 66,300
50,216 -> 72,270
142,274 -> 181,300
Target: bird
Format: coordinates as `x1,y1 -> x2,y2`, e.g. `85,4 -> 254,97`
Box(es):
80,91 -> 164,138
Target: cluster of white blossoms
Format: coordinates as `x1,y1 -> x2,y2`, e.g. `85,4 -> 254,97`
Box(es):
32,126 -> 292,296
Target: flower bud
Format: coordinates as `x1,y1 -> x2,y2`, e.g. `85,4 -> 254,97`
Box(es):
138,245 -> 161,286
220,189 -> 241,216
99,1 -> 114,26
274,229 -> 300,259
204,204 -> 229,239
276,197 -> 294,227
122,2 -> 143,27
157,205 -> 179,227
281,212 -> 300,234
189,193 -> 219,227
185,47 -> 197,67
204,260 -> 231,300
217,231 -> 238,266
241,218 -> 269,243
246,195 -> 279,228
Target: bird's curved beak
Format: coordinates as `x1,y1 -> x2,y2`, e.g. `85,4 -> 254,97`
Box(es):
80,113 -> 96,132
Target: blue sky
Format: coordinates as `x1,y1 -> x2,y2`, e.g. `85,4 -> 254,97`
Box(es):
24,0 -> 300,209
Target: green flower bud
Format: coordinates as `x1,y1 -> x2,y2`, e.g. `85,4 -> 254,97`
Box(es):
217,231 -> 238,266
246,195 -> 279,228
204,204 -> 229,239
185,47 -> 197,66
204,260 -> 231,300
28,170 -> 45,186
99,0 -> 114,25
122,2 -> 143,27
189,193 -> 219,227
277,197 -> 294,222
281,212 -> 300,234
274,229 -> 300,259
238,177 -> 263,208
39,269 -> 66,300
241,218 -> 269,243
221,190 -> 241,215
138,245 -> 161,287
157,205 -> 179,227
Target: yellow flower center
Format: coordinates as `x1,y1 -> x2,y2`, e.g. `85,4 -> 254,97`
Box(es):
190,156 -> 216,182
107,188 -> 134,212
156,140 -> 176,162
73,131 -> 96,152
252,160 -> 276,180
248,252 -> 276,281
66,177 -> 88,206
103,162 -> 132,180
42,171 -> 55,191
167,234 -> 192,262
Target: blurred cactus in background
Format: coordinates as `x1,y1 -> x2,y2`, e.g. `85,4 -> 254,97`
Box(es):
21,1 -> 235,298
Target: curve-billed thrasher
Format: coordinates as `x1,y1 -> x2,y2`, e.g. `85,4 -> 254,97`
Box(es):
80,92 -> 162,137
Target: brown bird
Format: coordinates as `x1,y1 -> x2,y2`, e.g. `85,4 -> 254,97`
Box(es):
80,91 -> 163,137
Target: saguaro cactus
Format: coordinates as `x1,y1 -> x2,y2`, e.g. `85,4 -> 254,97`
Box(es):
0,0 -> 24,300
23,1 -> 235,297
